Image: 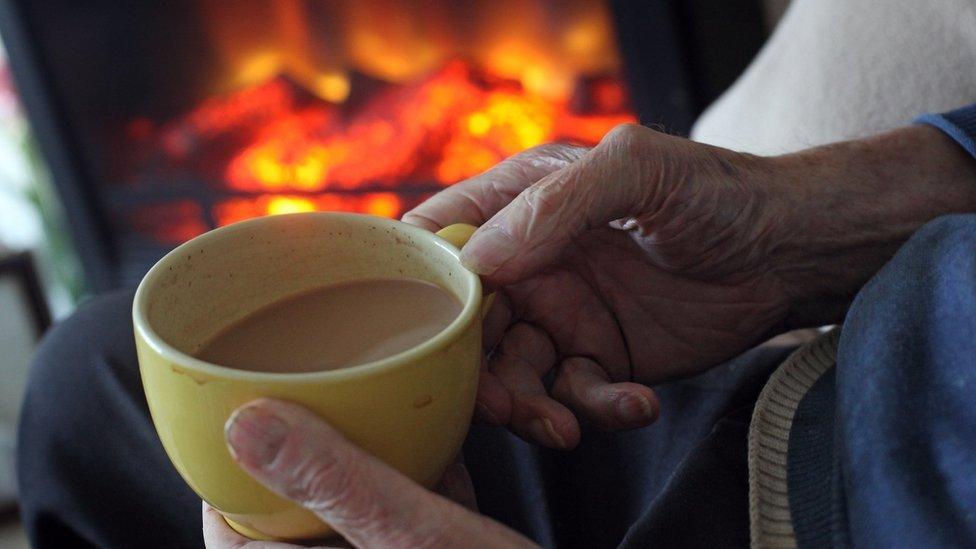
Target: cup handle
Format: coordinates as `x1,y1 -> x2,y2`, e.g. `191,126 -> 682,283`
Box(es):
434,223 -> 478,250
435,223 -> 495,318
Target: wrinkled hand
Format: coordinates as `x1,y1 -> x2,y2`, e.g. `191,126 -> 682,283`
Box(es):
204,399 -> 535,549
404,125 -> 793,449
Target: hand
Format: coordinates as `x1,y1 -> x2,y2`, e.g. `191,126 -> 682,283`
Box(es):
404,125 -> 792,449
404,123 -> 976,449
204,399 -> 535,549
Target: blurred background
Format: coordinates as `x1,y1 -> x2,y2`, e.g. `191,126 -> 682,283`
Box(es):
0,0 -> 788,544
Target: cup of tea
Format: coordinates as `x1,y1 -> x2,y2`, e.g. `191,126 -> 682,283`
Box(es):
133,213 -> 483,541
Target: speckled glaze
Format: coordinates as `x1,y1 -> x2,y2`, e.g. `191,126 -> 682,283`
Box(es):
133,213 -> 482,541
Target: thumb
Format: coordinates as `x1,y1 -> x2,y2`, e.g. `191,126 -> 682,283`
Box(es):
460,124 -> 667,285
224,399 -> 449,547
224,399 -> 531,548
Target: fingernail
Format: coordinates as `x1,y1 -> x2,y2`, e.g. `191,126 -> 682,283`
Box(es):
529,418 -> 567,449
460,225 -> 517,275
475,401 -> 500,425
615,393 -> 655,424
225,405 -> 290,467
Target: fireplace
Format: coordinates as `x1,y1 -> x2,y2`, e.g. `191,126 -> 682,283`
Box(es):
0,0 -> 767,292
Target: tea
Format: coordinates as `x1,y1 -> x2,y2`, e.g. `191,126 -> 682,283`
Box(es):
197,278 -> 461,373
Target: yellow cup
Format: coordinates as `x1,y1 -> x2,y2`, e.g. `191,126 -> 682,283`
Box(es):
133,213 -> 482,541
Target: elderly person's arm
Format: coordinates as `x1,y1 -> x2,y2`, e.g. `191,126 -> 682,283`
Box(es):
404,110 -> 976,448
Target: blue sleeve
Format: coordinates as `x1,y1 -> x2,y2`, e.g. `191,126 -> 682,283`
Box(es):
915,104 -> 976,160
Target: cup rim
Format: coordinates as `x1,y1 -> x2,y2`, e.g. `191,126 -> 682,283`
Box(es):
132,212 -> 482,383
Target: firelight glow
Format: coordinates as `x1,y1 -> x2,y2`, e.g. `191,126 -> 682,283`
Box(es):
266,196 -> 316,216
220,62 -> 632,199
139,0 -> 635,239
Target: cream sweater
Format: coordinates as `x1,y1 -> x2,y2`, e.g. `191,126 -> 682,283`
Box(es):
691,0 -> 976,154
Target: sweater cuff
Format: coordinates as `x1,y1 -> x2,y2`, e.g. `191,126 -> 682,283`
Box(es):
915,104 -> 976,160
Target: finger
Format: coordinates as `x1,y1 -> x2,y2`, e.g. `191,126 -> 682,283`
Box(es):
482,292 -> 513,354
202,501 -> 250,548
551,357 -> 659,431
433,456 -> 478,512
460,124 -> 667,285
505,271 -> 631,383
224,399 -> 532,548
474,293 -> 513,426
202,501 -> 296,549
490,323 -> 580,449
402,143 -> 588,230
225,400 -> 445,547
475,366 -> 512,426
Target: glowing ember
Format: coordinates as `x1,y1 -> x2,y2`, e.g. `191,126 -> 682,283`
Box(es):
225,108 -> 339,191
221,62 -> 632,194
266,196 -> 316,215
134,62 -> 633,244
363,193 -> 402,218
212,193 -> 407,227
159,79 -> 299,159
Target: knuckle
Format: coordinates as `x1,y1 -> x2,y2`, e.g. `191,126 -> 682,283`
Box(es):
504,322 -> 539,347
559,356 -> 592,376
499,323 -> 556,366
282,448 -> 356,515
510,143 -> 586,181
529,142 -> 587,163
520,176 -> 571,218
289,455 -> 401,536
521,142 -> 563,160
603,123 -> 648,152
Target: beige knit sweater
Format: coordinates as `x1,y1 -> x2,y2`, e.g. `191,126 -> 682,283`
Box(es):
691,0 -> 976,155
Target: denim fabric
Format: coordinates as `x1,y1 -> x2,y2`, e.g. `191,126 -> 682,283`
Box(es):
834,214 -> 976,548
790,215 -> 976,548
917,104 -> 976,159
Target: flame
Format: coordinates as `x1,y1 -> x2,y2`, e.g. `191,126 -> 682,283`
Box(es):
199,1 -> 622,96
137,1 -> 635,243
221,63 -> 633,194
313,73 -> 351,103
364,193 -> 402,218
213,193 -> 406,227
266,196 -> 316,215
149,62 -> 632,242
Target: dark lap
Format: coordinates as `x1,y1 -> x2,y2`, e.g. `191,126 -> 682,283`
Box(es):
17,289 -> 795,548
17,290 -> 201,548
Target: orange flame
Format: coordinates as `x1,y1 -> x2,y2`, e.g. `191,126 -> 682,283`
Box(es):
213,193 -> 406,227
221,62 -> 633,194
138,1 -> 636,244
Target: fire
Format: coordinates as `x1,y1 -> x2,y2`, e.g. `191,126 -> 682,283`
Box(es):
221,62 -> 633,194
313,73 -> 352,103
363,193 -> 402,218
133,1 -> 636,244
213,193 -> 408,227
266,196 -> 315,215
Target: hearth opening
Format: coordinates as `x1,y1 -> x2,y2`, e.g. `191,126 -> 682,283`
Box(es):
116,1 -> 634,247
